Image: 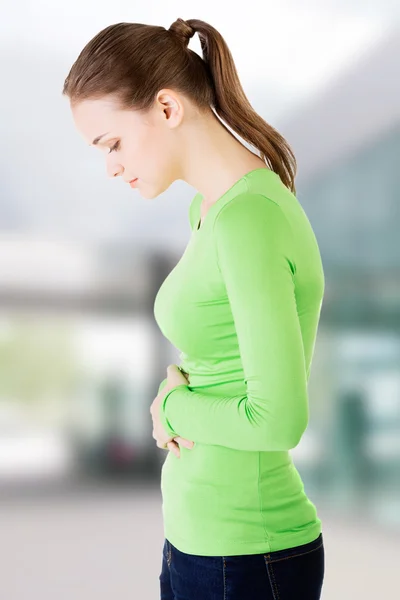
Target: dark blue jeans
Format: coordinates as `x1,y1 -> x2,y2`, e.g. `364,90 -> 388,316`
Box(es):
160,532 -> 324,599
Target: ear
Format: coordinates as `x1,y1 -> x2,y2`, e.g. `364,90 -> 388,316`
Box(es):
156,89 -> 184,129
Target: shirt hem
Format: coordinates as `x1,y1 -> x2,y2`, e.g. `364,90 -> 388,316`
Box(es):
164,520 -> 322,556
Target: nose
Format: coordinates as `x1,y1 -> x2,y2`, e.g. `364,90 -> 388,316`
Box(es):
106,161 -> 124,179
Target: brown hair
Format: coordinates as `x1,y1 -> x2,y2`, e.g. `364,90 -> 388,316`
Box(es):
63,18 -> 297,194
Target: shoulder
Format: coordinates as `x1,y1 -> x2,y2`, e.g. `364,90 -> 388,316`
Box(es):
213,192 -> 293,245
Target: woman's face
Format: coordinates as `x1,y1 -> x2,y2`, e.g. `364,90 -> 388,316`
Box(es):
70,92 -> 182,198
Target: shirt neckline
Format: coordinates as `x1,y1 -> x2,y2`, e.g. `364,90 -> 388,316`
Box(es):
194,167 -> 277,232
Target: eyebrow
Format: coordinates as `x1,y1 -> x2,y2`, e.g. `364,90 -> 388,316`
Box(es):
91,132 -> 110,146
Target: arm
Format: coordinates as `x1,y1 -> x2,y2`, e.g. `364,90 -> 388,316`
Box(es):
159,193 -> 309,451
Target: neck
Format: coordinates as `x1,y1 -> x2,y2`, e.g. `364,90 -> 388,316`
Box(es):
178,110 -> 267,207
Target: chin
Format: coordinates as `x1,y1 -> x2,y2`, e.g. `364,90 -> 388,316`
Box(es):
139,188 -> 159,200
142,181 -> 170,200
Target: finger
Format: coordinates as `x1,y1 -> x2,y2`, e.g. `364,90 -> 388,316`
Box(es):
174,436 -> 194,449
167,440 -> 180,458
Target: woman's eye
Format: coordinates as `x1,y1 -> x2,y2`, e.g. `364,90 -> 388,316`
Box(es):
108,141 -> 120,154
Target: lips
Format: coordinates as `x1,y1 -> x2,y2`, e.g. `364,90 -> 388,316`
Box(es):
129,178 -> 138,188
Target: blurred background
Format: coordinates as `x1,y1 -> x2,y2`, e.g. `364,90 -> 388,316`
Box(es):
1,1 -> 399,598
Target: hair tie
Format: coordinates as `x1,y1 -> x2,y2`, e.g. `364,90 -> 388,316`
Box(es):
169,18 -> 195,47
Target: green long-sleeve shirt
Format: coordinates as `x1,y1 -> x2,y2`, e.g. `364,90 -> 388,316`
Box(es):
153,167 -> 324,556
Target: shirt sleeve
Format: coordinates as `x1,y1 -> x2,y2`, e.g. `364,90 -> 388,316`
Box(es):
158,193 -> 309,451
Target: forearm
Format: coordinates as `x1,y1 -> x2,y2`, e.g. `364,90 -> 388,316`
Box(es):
159,384 -> 308,451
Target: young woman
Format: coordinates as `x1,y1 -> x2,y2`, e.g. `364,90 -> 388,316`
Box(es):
63,17 -> 325,600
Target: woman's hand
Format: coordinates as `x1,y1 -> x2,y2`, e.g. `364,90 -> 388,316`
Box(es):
150,364 -> 195,458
